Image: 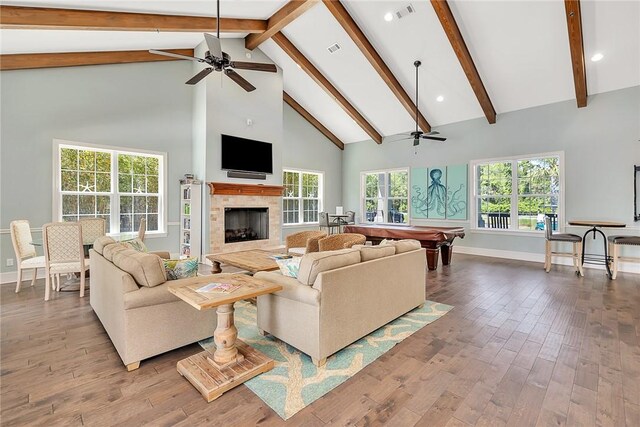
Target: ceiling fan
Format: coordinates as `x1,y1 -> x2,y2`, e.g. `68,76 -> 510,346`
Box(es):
148,0 -> 277,90
387,60 -> 447,146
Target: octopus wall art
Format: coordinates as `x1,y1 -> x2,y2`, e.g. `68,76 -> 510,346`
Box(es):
411,164 -> 468,220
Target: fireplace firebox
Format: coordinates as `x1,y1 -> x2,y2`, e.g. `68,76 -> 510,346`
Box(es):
224,207 -> 269,243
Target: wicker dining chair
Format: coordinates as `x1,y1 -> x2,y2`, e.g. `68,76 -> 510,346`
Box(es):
138,218 -> 147,242
79,217 -> 106,246
10,220 -> 47,293
285,231 -> 327,255
318,233 -> 366,251
43,222 -> 90,301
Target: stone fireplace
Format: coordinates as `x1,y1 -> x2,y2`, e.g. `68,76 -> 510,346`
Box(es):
224,207 -> 269,243
208,182 -> 283,254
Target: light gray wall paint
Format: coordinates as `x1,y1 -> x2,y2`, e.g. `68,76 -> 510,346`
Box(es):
281,102 -> 343,239
343,86 -> 640,257
0,61 -> 194,273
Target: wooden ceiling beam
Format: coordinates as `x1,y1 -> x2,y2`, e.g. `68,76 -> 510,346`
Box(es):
323,0 -> 431,133
284,91 -> 344,150
564,0 -> 588,108
245,0 -> 319,50
273,32 -> 382,144
0,6 -> 266,33
0,49 -> 195,71
430,0 -> 496,124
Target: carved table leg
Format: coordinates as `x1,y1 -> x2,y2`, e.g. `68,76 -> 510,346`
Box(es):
210,260 -> 221,274
426,249 -> 439,271
209,303 -> 243,367
441,245 -> 453,266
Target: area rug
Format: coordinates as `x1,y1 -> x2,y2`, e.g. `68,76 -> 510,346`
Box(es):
199,300 -> 453,420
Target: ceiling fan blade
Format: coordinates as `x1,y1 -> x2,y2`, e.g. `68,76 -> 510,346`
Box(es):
421,135 -> 447,142
149,50 -> 205,62
185,68 -> 214,85
203,33 -> 223,60
224,69 -> 256,92
229,61 -> 277,73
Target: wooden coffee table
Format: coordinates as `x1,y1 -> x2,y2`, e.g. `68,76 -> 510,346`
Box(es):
168,274 -> 283,402
206,249 -> 284,274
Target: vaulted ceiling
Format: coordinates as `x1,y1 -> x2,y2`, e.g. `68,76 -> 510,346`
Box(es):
2,1 -> 639,146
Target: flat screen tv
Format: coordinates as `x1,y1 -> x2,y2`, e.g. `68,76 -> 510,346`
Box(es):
221,134 -> 273,174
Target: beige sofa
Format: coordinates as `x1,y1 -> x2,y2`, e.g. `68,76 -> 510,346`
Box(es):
89,238 -> 216,371
255,240 -> 426,366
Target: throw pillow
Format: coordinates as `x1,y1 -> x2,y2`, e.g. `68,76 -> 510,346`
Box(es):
276,257 -> 302,278
124,238 -> 148,253
164,257 -> 199,280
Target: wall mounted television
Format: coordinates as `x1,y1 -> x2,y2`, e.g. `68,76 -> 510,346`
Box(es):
221,134 -> 273,175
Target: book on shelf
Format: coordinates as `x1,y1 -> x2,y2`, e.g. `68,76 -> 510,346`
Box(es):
196,282 -> 242,294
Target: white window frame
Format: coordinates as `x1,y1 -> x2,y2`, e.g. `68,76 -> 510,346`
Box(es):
52,139 -> 168,237
360,167 -> 410,225
469,151 -> 565,235
282,168 -> 324,226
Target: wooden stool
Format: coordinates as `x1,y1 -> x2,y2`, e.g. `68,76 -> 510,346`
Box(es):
607,235 -> 640,279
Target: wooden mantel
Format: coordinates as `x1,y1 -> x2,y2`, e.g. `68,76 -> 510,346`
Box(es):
208,182 -> 284,197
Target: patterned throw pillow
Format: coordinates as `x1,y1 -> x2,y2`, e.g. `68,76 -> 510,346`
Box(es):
164,257 -> 199,280
124,238 -> 148,253
276,257 -> 302,278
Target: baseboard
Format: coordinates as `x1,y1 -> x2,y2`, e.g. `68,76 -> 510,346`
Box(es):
0,269 -> 48,285
454,246 -> 640,275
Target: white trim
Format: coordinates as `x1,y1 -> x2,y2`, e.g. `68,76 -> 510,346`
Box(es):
360,167 -> 410,225
1,269 -> 47,285
453,245 -> 639,274
469,151 -> 565,234
52,139 -> 168,234
282,168 -> 324,226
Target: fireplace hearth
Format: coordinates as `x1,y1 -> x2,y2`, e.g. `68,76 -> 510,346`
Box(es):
224,207 -> 269,244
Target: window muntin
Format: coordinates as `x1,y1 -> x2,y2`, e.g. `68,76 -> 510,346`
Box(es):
283,169 -> 323,225
472,154 -> 562,232
57,142 -> 165,235
362,169 -> 409,224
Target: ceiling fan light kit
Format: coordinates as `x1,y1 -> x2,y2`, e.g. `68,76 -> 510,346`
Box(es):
149,0 -> 276,90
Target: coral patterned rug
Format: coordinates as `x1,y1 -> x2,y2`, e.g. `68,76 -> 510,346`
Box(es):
200,299 -> 453,420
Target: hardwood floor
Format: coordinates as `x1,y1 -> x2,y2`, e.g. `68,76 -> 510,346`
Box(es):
1,255 -> 638,426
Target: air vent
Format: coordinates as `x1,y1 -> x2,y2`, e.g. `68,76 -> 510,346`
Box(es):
327,43 -> 341,54
395,4 -> 415,19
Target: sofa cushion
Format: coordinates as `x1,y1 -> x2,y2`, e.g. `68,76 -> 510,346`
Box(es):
112,248 -> 167,287
276,257 -> 302,278
163,257 -> 199,280
102,243 -> 130,262
353,244 -> 396,261
124,237 -> 148,252
382,239 -> 422,254
297,248 -> 361,286
254,271 -> 320,306
93,236 -> 116,255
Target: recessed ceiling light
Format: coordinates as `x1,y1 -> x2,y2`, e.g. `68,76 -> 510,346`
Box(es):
384,12 -> 394,22
591,52 -> 604,62
436,95 -> 444,102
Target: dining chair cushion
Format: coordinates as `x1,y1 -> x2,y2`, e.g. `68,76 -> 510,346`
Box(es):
548,233 -> 581,243
49,260 -> 90,273
111,248 -> 167,288
297,248 -> 361,286
20,256 -> 46,268
102,243 -> 131,262
93,236 -> 116,255
352,244 -> 396,261
607,235 -> 640,246
10,220 -> 37,259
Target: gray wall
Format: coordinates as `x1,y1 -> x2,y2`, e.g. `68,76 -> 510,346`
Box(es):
0,61 -> 195,274
343,86 -> 640,257
281,102 -> 343,239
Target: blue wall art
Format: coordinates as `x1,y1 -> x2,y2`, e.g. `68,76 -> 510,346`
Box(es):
411,165 -> 468,220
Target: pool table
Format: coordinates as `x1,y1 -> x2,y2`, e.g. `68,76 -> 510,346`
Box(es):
343,224 -> 465,271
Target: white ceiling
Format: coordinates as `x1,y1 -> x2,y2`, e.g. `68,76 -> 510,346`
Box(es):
1,0 -> 639,144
